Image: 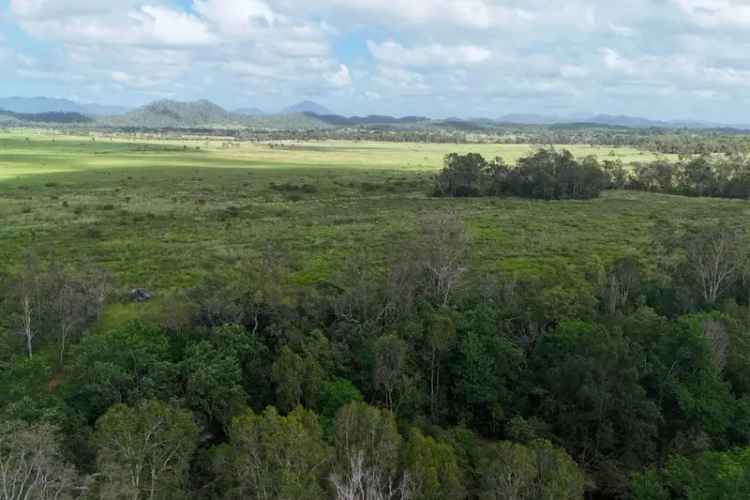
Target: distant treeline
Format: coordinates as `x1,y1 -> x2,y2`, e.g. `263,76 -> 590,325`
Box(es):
627,155 -> 750,198
435,149 -> 750,200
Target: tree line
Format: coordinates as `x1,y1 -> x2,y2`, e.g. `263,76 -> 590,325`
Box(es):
434,149 -> 750,200
434,149 -> 611,200
626,155 -> 750,198
2,214 -> 750,499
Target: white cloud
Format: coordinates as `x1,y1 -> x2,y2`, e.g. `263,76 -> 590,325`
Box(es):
374,65 -> 430,94
367,40 -> 491,67
326,64 -> 352,87
673,0 -> 750,28
193,0 -> 276,37
11,1 -> 216,47
306,0 -> 536,29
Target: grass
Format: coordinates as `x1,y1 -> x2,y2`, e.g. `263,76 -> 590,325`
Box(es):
1,131 -> 744,297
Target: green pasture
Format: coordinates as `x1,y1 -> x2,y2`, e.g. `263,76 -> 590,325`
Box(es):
0,131 -> 741,296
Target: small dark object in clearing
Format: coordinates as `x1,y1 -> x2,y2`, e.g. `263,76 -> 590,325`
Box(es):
130,288 -> 153,302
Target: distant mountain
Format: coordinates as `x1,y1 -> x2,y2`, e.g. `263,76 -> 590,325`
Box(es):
496,113 -> 564,125
306,112 -> 429,127
0,97 -> 84,114
0,109 -> 93,124
81,103 -> 130,117
235,107 -> 266,116
98,99 -> 331,130
284,101 -> 333,115
0,97 -> 129,117
102,99 -> 245,128
495,112 -> 722,129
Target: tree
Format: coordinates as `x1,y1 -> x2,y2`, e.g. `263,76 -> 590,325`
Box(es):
93,400 -> 199,500
599,257 -> 643,316
0,421 -> 79,500
14,254 -> 41,359
530,321 -> 660,478
216,406 -> 330,500
388,211 -> 467,313
373,334 -> 408,412
478,441 -> 537,500
663,447 -> 750,499
404,429 -> 465,500
182,340 -> 245,428
683,224 -> 746,305
271,346 -> 322,413
528,439 -> 585,500
425,309 -> 457,419
478,440 -> 584,500
433,153 -> 488,197
452,331 -> 523,433
320,378 -> 364,419
64,323 -> 180,425
332,402 -> 409,499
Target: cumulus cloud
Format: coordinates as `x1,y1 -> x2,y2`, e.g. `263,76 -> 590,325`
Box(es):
326,64 -> 352,87
367,40 -> 491,67
11,1 -> 216,47
673,0 -> 750,28
302,0 -> 527,29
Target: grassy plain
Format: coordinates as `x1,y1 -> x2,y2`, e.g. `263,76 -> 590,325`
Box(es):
1,130 -> 747,299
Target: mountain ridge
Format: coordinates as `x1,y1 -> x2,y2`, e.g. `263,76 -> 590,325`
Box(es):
0,96 -> 130,116
284,100 -> 333,115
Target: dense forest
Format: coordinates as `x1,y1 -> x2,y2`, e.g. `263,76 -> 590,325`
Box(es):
1,199 -> 750,499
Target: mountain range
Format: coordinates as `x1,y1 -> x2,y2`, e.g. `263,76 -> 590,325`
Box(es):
0,97 -> 129,117
1,96 -> 747,131
99,100 -> 331,130
283,100 -> 333,115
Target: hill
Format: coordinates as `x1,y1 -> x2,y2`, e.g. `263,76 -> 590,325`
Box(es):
235,107 -> 266,116
101,100 -> 247,129
0,97 -> 129,117
0,109 -> 93,124
284,100 -> 333,115
0,97 -> 83,114
306,112 -> 430,127
98,99 -> 331,130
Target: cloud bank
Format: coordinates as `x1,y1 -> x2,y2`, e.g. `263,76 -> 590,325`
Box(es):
2,0 -> 749,120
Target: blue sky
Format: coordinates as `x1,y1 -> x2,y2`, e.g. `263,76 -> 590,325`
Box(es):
2,0 -> 750,121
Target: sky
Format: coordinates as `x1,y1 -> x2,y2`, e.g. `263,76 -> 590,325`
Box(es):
2,0 -> 750,121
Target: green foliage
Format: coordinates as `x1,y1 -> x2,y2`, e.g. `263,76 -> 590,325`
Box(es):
478,440 -> 585,500
93,399 -> 199,500
434,149 -> 610,200
63,322 -> 179,424
628,468 -> 669,500
631,448 -> 750,500
404,428 -> 466,500
216,406 -> 330,500
531,321 -> 660,472
333,402 -> 402,477
271,346 -> 322,413
182,340 -> 245,427
452,330 -> 523,432
319,378 -> 363,419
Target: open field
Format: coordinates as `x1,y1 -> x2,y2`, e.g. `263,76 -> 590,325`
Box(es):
0,131 -> 744,295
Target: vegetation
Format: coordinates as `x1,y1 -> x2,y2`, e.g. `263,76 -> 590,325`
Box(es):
1,131 -> 750,499
433,149 -> 609,199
